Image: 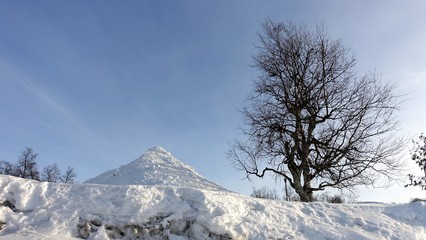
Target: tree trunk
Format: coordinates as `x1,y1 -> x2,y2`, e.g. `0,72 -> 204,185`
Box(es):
292,173 -> 314,202
295,187 -> 312,202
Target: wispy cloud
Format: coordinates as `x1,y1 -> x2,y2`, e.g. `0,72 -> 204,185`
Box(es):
0,59 -> 123,169
0,58 -> 79,126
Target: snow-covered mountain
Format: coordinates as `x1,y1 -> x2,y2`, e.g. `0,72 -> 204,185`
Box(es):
1,175 -> 425,239
84,146 -> 227,192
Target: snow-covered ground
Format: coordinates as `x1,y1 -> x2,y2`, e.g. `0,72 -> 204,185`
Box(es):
1,147 -> 425,239
0,175 -> 425,239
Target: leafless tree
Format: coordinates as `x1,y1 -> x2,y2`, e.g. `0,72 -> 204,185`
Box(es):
41,163 -> 61,182
405,133 -> 426,190
15,147 -> 40,180
315,192 -> 346,203
0,160 -> 15,175
61,166 -> 76,183
251,187 -> 279,200
229,20 -> 404,202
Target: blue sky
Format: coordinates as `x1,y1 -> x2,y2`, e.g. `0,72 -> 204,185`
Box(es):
1,0 -> 426,202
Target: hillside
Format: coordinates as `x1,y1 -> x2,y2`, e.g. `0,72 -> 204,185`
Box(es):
84,146 -> 227,192
0,175 -> 425,239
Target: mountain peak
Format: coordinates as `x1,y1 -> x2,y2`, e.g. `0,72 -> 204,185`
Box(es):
85,147 -> 227,192
145,146 -> 169,155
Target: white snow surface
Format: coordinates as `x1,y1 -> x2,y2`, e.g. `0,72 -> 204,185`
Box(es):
84,146 -> 227,192
1,175 -> 426,239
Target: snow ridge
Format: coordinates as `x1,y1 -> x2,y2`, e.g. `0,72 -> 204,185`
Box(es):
84,146 -> 227,192
1,175 -> 426,239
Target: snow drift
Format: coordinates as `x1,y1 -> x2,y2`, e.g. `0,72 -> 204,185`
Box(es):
1,175 -> 426,239
84,146 -> 227,192
1,147 -> 425,239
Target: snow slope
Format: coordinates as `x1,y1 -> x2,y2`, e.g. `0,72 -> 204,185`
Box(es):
0,175 -> 425,239
84,146 -> 227,192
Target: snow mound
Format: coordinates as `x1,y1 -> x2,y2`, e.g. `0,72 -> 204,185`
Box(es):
1,175 -> 426,239
84,146 -> 227,192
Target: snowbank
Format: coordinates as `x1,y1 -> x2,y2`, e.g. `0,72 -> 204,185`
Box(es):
0,175 -> 425,239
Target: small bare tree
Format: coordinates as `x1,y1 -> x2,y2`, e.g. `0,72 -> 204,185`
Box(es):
15,147 -> 40,180
41,163 -> 61,182
229,20 -> 404,202
315,192 -> 345,203
0,160 -> 15,175
251,187 -> 279,200
405,133 -> 426,190
61,166 -> 76,183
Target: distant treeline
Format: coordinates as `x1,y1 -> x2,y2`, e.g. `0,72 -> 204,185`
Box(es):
0,147 -> 76,183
